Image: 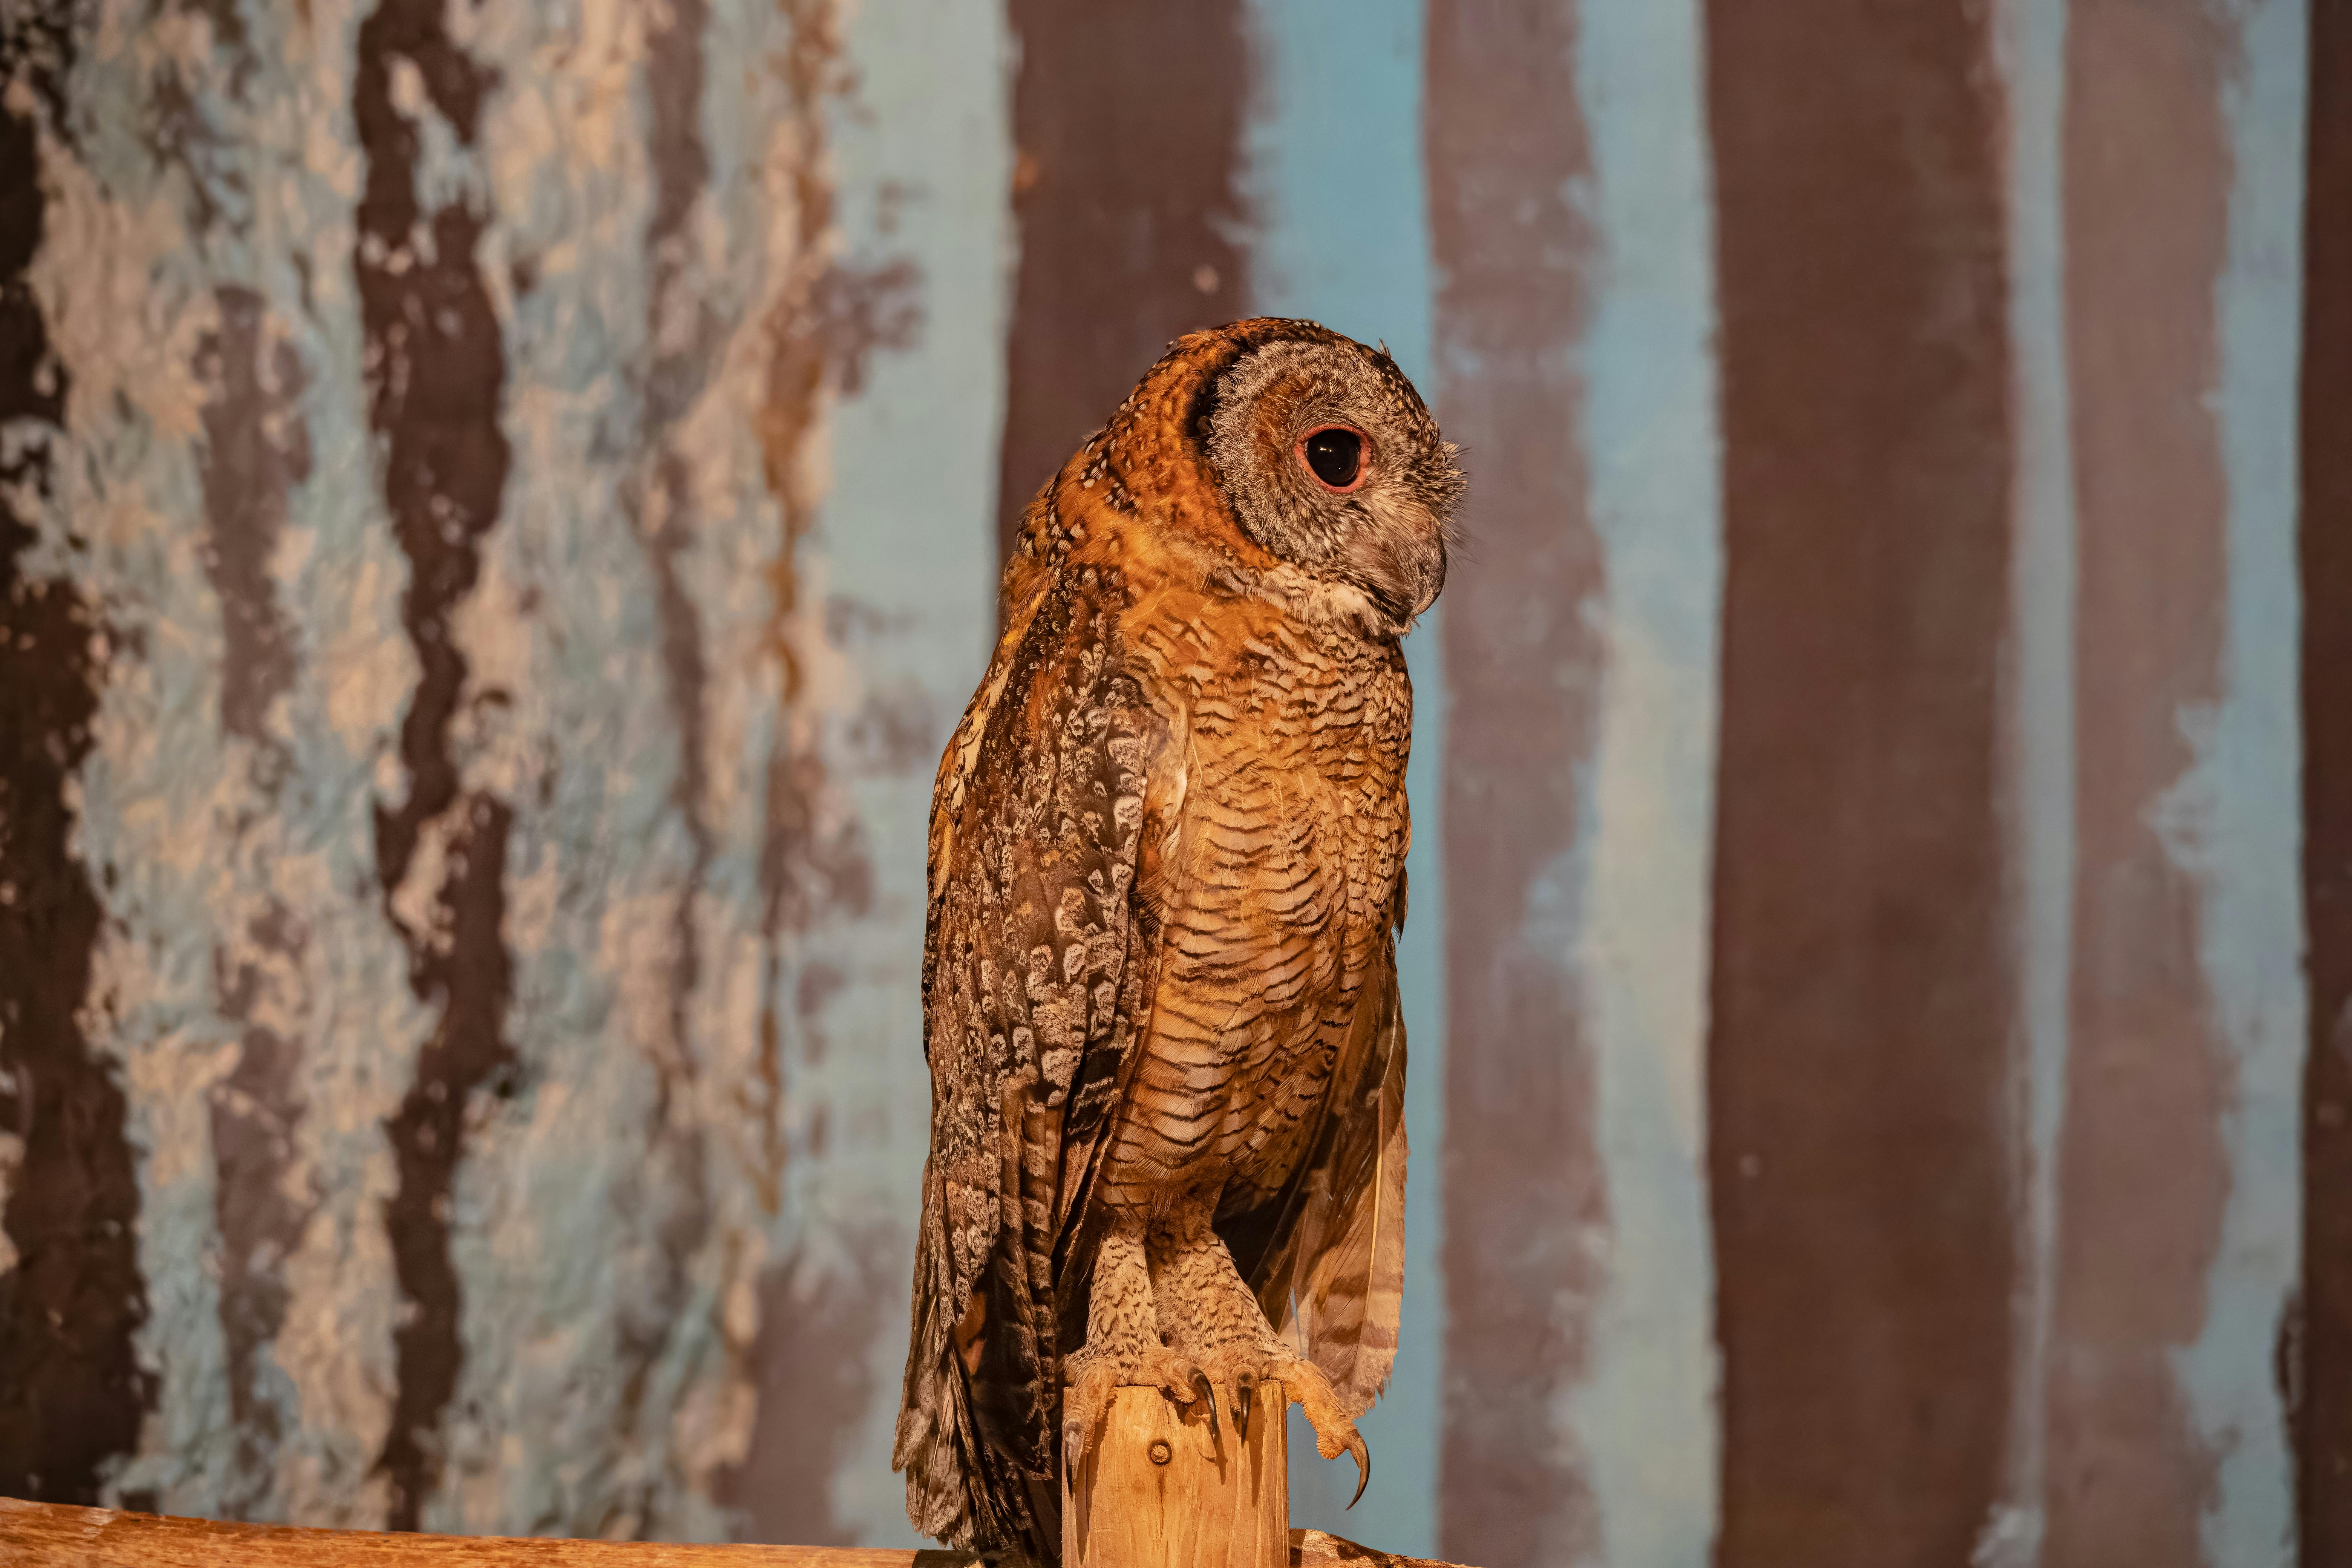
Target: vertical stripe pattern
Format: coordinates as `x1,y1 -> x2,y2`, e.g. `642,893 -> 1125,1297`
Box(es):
0,6 -> 2330,1565
350,0 -> 517,1527
1989,2 -> 2077,1561
1559,3 -> 1724,1563
994,1 -> 1251,568
1233,1 -> 1443,1549
2046,7 -> 2308,1564
0,3 -> 153,1502
2302,3 -> 2352,1561
1704,3 -> 2020,1563
1424,5 -> 1604,1562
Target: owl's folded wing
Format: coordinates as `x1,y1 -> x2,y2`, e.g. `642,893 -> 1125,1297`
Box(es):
894,573 -> 1166,1561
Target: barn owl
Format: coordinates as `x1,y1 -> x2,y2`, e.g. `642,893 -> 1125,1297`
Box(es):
895,318 -> 1459,1562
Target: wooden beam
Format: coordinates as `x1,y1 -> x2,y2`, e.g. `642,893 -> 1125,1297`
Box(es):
0,1498 -> 978,1566
0,1497 -> 1468,1568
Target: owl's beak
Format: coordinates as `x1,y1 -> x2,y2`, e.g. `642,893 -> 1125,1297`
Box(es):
1350,491 -> 1448,626
1410,536 -> 1447,617
1383,526 -> 1447,623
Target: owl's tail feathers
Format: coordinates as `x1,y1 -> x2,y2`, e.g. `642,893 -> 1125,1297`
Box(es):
896,1171 -> 986,1549
897,1297 -> 1039,1559
1253,963 -> 1409,1420
900,1172 -> 1061,1561
894,1362 -> 971,1547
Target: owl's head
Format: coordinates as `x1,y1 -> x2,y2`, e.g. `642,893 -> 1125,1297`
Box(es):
1200,325 -> 1461,629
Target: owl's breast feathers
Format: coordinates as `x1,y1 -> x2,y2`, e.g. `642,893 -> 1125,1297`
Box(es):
897,322 -> 1414,1562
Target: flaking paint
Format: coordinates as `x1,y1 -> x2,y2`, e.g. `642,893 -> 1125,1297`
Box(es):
2180,3 -> 2308,1561
1987,1 -> 2079,1563
0,7 -> 2327,1563
1556,2 -> 1724,1563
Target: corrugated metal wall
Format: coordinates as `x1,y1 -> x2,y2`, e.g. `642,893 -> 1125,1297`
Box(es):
0,3 -> 2335,1565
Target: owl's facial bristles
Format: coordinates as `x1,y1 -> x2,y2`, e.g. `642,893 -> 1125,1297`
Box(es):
1204,334 -> 1460,634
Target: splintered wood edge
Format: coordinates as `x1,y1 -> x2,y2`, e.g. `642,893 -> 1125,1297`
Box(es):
1289,1528 -> 1474,1568
0,1497 -> 1476,1568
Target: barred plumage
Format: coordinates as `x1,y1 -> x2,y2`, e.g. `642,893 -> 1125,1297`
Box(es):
896,319 -> 1459,1563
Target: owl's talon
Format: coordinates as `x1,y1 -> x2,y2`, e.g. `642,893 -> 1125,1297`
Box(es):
1343,1429 -> 1370,1509
1060,1354 -> 1125,1468
1233,1370 -> 1256,1441
1176,1363 -> 1213,1429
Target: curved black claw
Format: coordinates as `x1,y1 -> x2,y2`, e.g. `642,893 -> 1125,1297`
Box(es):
1344,1430 -> 1371,1510
1233,1369 -> 1258,1442
1155,1366 -> 1219,1446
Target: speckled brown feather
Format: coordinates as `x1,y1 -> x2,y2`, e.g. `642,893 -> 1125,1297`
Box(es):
898,321 -> 1435,1563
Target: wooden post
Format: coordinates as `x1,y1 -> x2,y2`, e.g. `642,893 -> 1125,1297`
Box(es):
1062,1382 -> 1288,1568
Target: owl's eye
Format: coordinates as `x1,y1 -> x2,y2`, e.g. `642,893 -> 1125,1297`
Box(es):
1298,425 -> 1367,492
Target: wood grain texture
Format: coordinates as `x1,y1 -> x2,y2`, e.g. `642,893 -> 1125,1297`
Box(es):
1062,1384 -> 1286,1568
0,1498 -> 982,1566
0,1497 -> 1463,1568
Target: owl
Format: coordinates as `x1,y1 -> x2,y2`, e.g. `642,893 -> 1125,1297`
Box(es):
894,318 -> 1459,1562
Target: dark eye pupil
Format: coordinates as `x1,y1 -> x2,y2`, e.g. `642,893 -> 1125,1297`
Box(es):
1303,428 -> 1363,488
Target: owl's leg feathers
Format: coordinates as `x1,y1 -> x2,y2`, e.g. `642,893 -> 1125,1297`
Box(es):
1145,1208 -> 1371,1506
1061,1218 -> 1211,1467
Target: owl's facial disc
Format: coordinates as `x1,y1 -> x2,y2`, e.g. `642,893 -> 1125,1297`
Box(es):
1205,336 -> 1461,629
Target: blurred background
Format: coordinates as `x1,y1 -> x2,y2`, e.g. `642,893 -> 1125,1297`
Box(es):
0,2 -> 2344,1566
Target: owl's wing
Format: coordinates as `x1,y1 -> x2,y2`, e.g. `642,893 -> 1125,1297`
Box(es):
1229,910 -> 1409,1421
894,574 -> 1165,1560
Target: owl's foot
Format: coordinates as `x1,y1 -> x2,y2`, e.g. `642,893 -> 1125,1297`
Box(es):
1061,1221 -> 1215,1466
1060,1342 -> 1213,1465
1197,1344 -> 1370,1508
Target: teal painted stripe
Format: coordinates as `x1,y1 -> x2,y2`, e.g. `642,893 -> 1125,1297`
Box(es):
2184,2 -> 2309,1563
816,1 -> 1014,1547
1557,1 -> 1724,1562
1234,0 -> 1442,1551
1988,1 -> 2075,1562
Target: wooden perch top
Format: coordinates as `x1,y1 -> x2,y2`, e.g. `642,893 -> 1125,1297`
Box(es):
0,1499 -> 1471,1568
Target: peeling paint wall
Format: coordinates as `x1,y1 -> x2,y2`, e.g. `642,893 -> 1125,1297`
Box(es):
0,0 -> 998,1546
0,5 -> 2333,1566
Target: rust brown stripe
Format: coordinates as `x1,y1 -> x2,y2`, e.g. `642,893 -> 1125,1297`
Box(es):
194,287 -> 317,1517
0,7 -> 156,1502
2039,8 -> 2237,1566
1425,5 -> 1603,1564
2302,2 -> 2352,1560
619,0 -> 718,1459
196,289 -> 306,754
1703,2 -> 2017,1562
992,0 -> 1250,567
352,0 -> 518,1531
